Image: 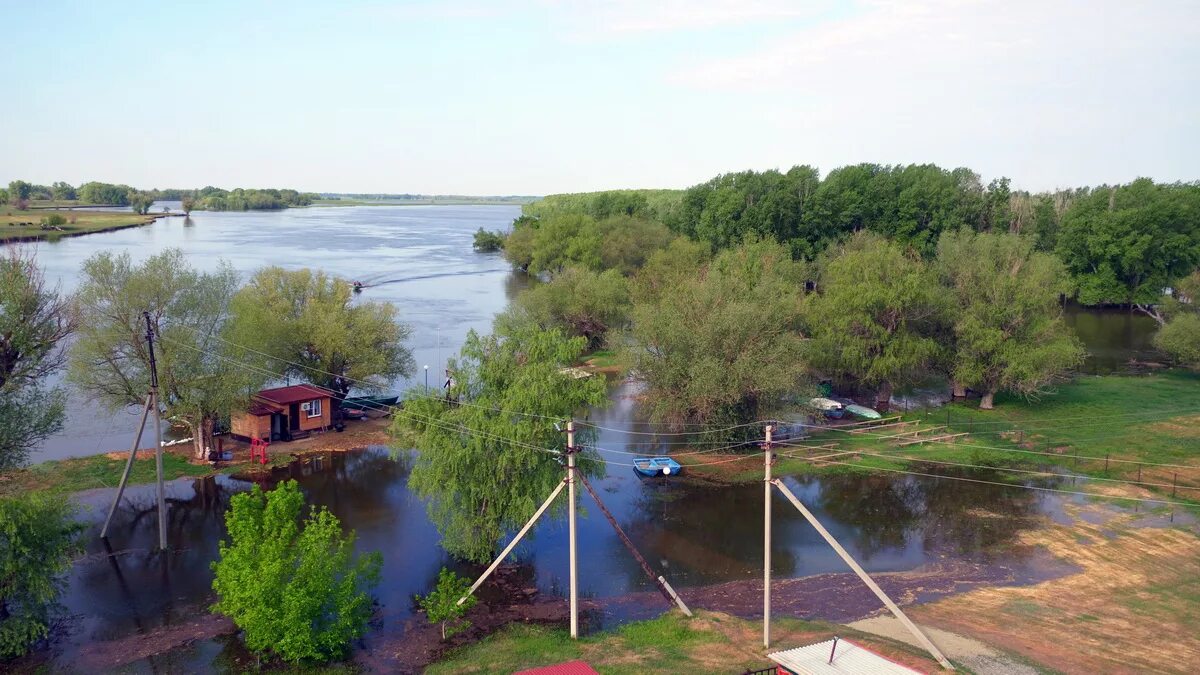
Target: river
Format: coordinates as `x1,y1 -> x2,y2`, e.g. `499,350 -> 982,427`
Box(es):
12,206 -> 1145,671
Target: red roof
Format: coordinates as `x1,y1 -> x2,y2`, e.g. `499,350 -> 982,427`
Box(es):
514,661 -> 599,675
246,403 -> 276,416
255,384 -> 333,405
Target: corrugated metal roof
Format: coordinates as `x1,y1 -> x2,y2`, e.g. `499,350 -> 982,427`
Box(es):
256,384 -> 333,405
769,639 -> 925,675
513,660 -> 599,675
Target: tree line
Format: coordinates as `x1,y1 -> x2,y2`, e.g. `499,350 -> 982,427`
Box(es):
501,165 -> 1200,308
3,180 -> 318,213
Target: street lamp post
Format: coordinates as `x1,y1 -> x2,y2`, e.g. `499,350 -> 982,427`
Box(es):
424,365 -> 429,392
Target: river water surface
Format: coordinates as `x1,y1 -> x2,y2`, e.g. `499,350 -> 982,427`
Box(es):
15,206 -> 1141,671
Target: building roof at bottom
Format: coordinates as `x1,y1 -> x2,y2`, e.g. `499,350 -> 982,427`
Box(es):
769,638 -> 926,675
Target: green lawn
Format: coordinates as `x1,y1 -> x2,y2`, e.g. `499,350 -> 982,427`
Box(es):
0,209 -> 158,242
427,611 -> 944,674
691,371 -> 1200,505
0,452 -> 215,498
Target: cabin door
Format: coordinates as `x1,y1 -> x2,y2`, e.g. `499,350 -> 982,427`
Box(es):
270,413 -> 284,441
289,403 -> 300,431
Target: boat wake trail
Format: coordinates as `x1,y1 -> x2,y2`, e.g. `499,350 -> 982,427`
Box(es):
359,268 -> 510,288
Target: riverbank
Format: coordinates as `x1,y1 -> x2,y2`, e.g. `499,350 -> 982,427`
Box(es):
0,416 -> 395,498
0,209 -> 178,243
687,370 -> 1200,507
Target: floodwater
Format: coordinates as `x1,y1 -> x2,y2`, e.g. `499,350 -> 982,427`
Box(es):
7,205 -> 1158,670
55,439 -> 1071,672
25,204 -> 526,462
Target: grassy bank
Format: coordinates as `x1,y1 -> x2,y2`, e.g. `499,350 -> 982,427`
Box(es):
427,610 -> 944,674
0,452 -> 216,498
688,371 -> 1200,504
0,209 -> 161,242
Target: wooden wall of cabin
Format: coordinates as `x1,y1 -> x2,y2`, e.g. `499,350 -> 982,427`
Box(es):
296,398 -> 331,432
231,413 -> 271,441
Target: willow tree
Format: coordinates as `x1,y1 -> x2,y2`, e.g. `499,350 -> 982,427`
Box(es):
807,232 -> 948,407
0,249 -> 76,469
226,267 -> 414,400
71,249 -> 262,459
626,238 -> 811,428
937,230 -> 1085,409
392,322 -> 607,563
508,266 -> 630,350
1153,270 -> 1200,368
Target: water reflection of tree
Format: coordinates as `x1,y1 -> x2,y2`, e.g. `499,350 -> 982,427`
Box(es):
814,469 -> 1050,562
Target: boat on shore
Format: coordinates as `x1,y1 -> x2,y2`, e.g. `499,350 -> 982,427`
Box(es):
809,397 -> 845,419
843,403 -> 882,420
341,394 -> 400,411
633,456 -> 682,477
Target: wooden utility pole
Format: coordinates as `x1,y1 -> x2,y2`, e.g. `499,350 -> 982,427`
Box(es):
567,420 -> 579,639
145,312 -> 168,551
763,423 -> 774,648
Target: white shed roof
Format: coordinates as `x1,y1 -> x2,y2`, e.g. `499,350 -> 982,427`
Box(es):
768,638 -> 925,675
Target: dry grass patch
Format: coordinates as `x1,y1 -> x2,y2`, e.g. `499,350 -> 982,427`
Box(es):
912,504 -> 1200,674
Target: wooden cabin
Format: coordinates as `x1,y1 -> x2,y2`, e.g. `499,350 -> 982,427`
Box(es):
231,384 -> 333,442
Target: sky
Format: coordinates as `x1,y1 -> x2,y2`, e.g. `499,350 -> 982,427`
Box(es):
2,0 -> 1198,195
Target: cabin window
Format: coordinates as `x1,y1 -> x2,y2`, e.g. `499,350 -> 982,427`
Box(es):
302,400 -> 322,418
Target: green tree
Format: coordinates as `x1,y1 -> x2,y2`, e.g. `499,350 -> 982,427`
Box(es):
211,480 -> 381,663
226,267 -> 414,400
0,249 -> 75,470
472,228 -> 505,252
627,238 -> 811,427
1155,313 -> 1200,368
7,181 -> 31,209
808,232 -> 948,406
77,181 -> 133,206
0,494 -> 83,659
508,267 -> 630,350
70,249 -> 262,460
49,182 -> 76,201
392,322 -> 607,562
936,230 -> 1085,409
180,196 -> 195,215
129,192 -> 154,215
1056,180 -> 1200,305
418,568 -> 476,640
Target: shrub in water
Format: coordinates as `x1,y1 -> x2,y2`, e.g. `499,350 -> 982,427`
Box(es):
211,480 -> 381,663
418,567 -> 476,639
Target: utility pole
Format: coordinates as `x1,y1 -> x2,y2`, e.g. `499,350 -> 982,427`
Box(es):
763,423 -> 774,648
145,312 -> 168,551
567,419 -> 578,639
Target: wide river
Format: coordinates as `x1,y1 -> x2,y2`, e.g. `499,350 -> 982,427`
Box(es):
15,206 -> 1138,671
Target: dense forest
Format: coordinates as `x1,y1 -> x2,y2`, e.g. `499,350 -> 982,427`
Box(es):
2,180 -> 317,213
477,163 -> 1200,428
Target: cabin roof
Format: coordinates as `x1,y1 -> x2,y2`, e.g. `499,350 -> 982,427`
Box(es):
514,661 -> 599,675
256,384 -> 333,405
769,639 -> 924,674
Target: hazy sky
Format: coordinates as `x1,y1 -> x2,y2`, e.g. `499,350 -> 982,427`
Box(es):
2,0 -> 1197,195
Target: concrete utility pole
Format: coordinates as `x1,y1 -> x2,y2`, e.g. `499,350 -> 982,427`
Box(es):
773,479 -> 954,670
145,312 -> 168,551
567,420 -> 579,639
763,423 -> 774,648
100,394 -> 153,539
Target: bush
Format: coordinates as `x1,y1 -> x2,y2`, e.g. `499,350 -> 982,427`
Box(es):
0,494 -> 83,659
42,214 -> 66,227
418,568 -> 476,639
211,480 -> 381,663
472,228 -> 506,252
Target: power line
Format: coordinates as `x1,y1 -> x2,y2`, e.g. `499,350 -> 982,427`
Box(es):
773,454 -> 1196,507
777,446 -> 1200,493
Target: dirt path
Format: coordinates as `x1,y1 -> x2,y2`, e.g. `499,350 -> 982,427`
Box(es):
849,616 -> 1038,675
